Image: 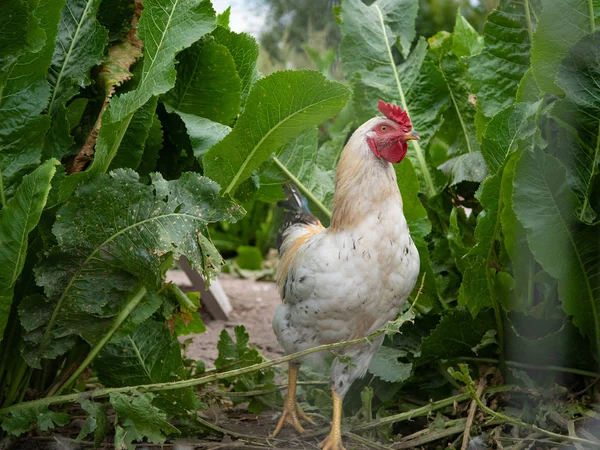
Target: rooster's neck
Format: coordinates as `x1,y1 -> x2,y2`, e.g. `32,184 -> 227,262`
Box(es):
329,135 -> 403,233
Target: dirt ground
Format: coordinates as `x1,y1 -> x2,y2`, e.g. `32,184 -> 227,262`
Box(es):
184,274 -> 285,365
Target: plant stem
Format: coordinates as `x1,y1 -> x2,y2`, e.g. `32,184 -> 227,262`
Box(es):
0,327 -> 387,416
0,169 -> 5,207
457,357 -> 600,378
524,0 -> 534,42
351,385 -> 513,433
589,0 -> 596,32
50,286 -> 148,397
272,156 -> 332,219
470,382 -> 600,447
374,4 -> 436,197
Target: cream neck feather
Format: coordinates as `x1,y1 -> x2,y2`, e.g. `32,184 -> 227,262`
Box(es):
330,119 -> 403,233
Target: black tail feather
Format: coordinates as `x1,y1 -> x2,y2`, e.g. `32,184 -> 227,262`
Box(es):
277,183 -> 321,250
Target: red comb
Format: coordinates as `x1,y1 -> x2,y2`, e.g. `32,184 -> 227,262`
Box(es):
378,100 -> 412,129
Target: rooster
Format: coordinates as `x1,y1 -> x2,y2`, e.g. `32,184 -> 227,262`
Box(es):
271,100 -> 421,449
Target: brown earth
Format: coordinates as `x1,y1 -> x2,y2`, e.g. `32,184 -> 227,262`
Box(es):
184,274 -> 285,366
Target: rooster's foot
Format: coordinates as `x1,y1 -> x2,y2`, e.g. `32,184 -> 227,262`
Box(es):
271,402 -> 314,436
318,431 -> 346,450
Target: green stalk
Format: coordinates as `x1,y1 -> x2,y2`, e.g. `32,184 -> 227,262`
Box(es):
49,286 -> 148,397
524,0 -> 534,42
374,5 -> 436,197
272,156 -> 332,219
0,169 -> 5,207
458,357 -> 600,378
589,0 -> 596,32
0,327 -> 389,415
351,385 -> 512,432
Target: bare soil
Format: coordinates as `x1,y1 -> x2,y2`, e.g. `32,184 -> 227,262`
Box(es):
184,274 -> 285,366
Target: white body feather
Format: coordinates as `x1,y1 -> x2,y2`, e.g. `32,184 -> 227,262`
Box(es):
273,118 -> 420,396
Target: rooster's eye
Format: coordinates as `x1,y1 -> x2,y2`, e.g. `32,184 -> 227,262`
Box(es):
380,126 -> 387,131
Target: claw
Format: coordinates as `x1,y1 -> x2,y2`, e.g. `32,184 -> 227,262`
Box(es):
271,364 -> 313,437
271,401 -> 312,436
318,433 -> 347,450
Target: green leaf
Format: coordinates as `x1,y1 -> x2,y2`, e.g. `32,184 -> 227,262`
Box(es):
452,10 -> 484,58
468,3 -> 532,134
500,153 -> 536,312
531,0 -> 598,96
96,321 -> 184,386
338,0 -> 437,196
211,27 -> 259,104
171,111 -> 231,160
96,320 -> 197,413
419,307 -> 496,364
513,146 -> 600,358
46,0 -> 108,114
235,245 -> 263,270
1,405 -> 69,436
22,171 -> 243,367
137,112 -> 164,179
394,160 -> 439,312
110,391 -> 179,450
0,159 -> 57,343
368,346 -> 412,383
480,102 -> 539,175
163,39 -> 241,125
554,31 -> 600,222
258,127 -> 336,214
76,399 -> 108,447
108,0 -> 216,122
216,6 -> 230,28
0,0 -> 64,203
109,97 -> 158,171
203,70 -> 350,196
428,29 -> 482,185
60,0 -> 216,197
0,0 -> 33,64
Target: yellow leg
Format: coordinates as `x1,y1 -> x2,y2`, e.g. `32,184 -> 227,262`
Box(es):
318,387 -> 346,450
271,363 -> 314,437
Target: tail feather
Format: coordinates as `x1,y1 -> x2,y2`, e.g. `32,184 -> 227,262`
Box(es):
277,183 -> 321,251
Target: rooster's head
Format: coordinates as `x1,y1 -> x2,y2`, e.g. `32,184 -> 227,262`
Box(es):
365,100 -> 420,164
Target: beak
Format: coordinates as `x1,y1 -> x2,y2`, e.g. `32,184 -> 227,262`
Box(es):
405,130 -> 420,141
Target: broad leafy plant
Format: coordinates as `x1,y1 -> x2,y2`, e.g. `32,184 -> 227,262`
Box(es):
1,0 -> 600,447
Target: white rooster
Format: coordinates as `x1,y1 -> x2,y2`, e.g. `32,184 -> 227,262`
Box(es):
271,100 -> 421,449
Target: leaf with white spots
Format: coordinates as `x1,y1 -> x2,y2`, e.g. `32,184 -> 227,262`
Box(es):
21,170 -> 243,367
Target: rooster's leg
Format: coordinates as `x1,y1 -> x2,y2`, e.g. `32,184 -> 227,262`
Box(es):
271,363 -> 314,436
318,387 -> 346,450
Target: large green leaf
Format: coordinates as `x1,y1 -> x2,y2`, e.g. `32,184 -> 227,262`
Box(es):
419,307 -> 496,364
513,147 -> 600,358
46,0 -> 108,114
109,97 -> 158,171
0,0 -> 65,203
171,111 -> 231,160
368,346 -> 412,383
22,170 -> 243,367
338,0 -> 439,196
59,0 -> 216,198
109,0 -> 216,122
480,102 -> 538,175
96,320 -> 197,413
531,0 -> 598,96
0,159 -> 57,343
1,405 -> 69,436
500,153 -> 536,312
163,39 -> 241,125
468,1 -> 533,135
110,391 -> 179,450
211,26 -> 259,103
203,70 -> 350,196
258,127 -> 336,214
553,31 -> 600,222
